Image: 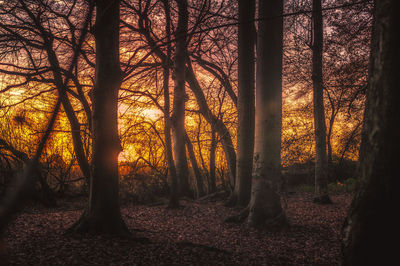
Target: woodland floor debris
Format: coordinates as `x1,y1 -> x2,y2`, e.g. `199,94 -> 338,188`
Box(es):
4,193 -> 351,265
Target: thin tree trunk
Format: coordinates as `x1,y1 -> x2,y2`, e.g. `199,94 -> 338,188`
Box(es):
171,0 -> 191,202
209,127 -> 217,193
311,0 -> 331,204
247,0 -> 287,229
342,1 -> 399,264
46,49 -> 91,182
68,0 -> 128,235
185,63 -> 236,189
134,16 -> 237,190
185,132 -> 204,198
234,0 -> 255,208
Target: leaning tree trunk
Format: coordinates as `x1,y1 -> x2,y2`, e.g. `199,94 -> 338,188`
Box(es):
311,0 -> 331,204
185,132 -> 205,198
342,0 -> 399,264
233,0 -> 255,208
185,65 -> 237,189
68,0 -> 128,235
171,0 -> 191,205
247,0 -> 287,228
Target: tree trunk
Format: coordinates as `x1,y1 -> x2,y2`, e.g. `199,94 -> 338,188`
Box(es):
185,132 -> 204,198
208,127 -> 217,193
171,0 -> 191,202
234,0 -> 255,208
342,0 -> 399,264
162,0 -> 179,208
68,0 -> 128,235
247,0 -> 287,229
185,64 -> 236,189
311,0 -> 331,204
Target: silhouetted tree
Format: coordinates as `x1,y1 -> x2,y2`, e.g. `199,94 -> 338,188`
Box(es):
342,0 -> 399,264
232,0 -> 255,208
170,0 -> 190,207
68,0 -> 129,235
311,0 -> 331,204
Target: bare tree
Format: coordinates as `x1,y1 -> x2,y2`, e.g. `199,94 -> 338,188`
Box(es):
311,0 -> 331,204
170,0 -> 190,207
68,0 -> 129,235
247,0 -> 287,228
342,0 -> 399,264
231,0 -> 255,207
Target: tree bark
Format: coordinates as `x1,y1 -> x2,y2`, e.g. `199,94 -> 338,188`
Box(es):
171,0 -> 191,202
162,0 -> 179,208
234,0 -> 255,208
311,0 -> 331,204
185,132 -> 204,198
68,0 -> 128,235
247,0 -> 287,229
342,0 -> 399,264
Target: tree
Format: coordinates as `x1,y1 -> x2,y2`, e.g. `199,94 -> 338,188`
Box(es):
68,0 -> 129,235
311,0 -> 331,204
160,0 -> 180,208
232,0 -> 255,207
247,0 -> 287,228
170,0 -> 190,207
0,0 -> 93,234
341,0 -> 399,264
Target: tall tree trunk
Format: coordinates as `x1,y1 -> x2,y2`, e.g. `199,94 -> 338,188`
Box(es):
247,0 -> 287,228
68,0 -> 128,235
233,0 -> 255,207
311,0 -> 331,204
185,132 -> 204,198
342,0 -> 399,264
162,0 -> 179,208
171,0 -> 191,203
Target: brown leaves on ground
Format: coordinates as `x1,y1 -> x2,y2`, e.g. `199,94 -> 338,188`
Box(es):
3,193 -> 351,265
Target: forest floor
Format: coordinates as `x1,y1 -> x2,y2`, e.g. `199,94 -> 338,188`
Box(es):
3,192 -> 351,265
